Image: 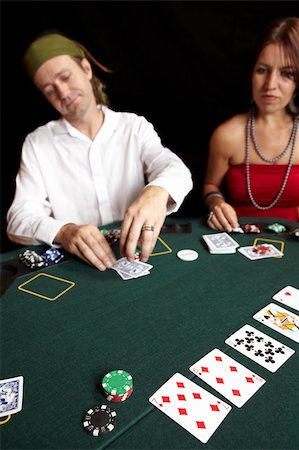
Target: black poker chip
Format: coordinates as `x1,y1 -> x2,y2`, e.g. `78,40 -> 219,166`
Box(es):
289,228 -> 299,241
82,405 -> 116,436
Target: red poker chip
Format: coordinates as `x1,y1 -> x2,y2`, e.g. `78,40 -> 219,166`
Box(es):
243,224 -> 261,233
103,387 -> 133,403
253,244 -> 271,254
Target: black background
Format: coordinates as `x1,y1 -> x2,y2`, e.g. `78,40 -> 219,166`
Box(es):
1,1 -> 299,252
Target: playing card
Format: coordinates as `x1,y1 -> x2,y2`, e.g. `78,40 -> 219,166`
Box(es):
112,258 -> 153,278
253,303 -> 299,343
272,286 -> 299,312
225,324 -> 295,372
189,349 -> 265,407
149,373 -> 231,443
0,376 -> 24,417
238,245 -> 283,260
202,233 -> 239,254
115,269 -> 150,280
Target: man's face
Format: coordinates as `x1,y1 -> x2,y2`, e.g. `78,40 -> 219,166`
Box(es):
34,55 -> 94,121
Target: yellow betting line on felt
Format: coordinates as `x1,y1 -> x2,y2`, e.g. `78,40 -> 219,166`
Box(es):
253,237 -> 285,258
150,236 -> 172,256
0,415 -> 11,425
18,272 -> 75,301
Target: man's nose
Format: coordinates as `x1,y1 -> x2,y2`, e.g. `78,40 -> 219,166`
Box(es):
55,83 -> 70,100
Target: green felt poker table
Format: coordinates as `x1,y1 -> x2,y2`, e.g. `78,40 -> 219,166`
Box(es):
0,217 -> 298,450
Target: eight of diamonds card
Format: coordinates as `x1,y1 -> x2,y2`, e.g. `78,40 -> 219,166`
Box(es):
189,348 -> 265,408
225,324 -> 295,373
149,373 -> 231,443
0,376 -> 24,417
253,303 -> 299,343
272,286 -> 299,312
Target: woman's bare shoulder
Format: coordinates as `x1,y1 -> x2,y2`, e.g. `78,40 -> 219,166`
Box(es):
211,114 -> 247,141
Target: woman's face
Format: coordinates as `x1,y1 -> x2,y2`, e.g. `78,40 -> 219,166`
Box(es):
252,43 -> 297,114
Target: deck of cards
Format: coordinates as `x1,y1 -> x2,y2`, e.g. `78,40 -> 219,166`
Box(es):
202,232 -> 239,254
0,376 -> 24,418
112,257 -> 153,280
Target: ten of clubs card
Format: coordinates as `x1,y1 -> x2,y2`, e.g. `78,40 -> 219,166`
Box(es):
189,348 -> 265,407
149,373 -> 231,443
225,324 -> 295,372
253,303 -> 299,343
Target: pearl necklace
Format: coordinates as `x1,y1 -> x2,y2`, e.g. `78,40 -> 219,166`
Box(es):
250,109 -> 296,163
245,110 -> 298,210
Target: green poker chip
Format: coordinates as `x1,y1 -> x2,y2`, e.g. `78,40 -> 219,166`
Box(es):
102,370 -> 133,396
100,229 -> 110,237
266,223 -> 287,233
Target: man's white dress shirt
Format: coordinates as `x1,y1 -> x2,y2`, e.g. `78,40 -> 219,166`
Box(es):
7,106 -> 193,246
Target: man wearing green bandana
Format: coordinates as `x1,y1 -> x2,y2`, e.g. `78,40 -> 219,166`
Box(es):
6,32 -> 193,270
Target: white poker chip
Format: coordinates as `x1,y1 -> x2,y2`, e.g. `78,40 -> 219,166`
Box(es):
176,249 -> 198,261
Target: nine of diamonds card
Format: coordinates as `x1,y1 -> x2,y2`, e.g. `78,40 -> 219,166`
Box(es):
189,348 -> 265,407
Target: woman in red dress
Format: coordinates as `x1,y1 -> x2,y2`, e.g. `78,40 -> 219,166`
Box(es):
203,17 -> 299,231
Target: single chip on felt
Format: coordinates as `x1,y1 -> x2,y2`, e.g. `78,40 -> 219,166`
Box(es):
243,224 -> 261,233
266,223 -> 287,233
253,244 -> 271,254
289,228 -> 299,241
177,249 -> 199,261
82,405 -> 116,436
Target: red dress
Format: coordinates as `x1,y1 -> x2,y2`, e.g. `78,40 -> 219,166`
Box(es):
226,164 -> 299,222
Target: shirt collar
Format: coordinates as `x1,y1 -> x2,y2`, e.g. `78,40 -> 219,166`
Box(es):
54,105 -> 120,142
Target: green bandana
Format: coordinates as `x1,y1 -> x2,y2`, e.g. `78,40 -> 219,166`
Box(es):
23,33 -> 85,79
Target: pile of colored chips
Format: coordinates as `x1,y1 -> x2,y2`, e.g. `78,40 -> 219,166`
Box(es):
101,229 -> 121,245
82,405 -> 116,436
253,244 -> 271,255
101,370 -> 133,402
19,248 -> 64,270
243,224 -> 261,233
266,223 -> 287,233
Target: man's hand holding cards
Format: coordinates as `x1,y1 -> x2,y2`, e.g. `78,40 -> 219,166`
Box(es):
112,257 -> 153,280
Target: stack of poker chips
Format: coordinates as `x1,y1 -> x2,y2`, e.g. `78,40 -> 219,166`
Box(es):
41,248 -> 64,265
100,229 -> 121,245
82,369 -> 133,437
19,248 -> 64,270
101,370 -> 133,402
19,250 -> 48,269
266,223 -> 287,233
243,224 -> 261,233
